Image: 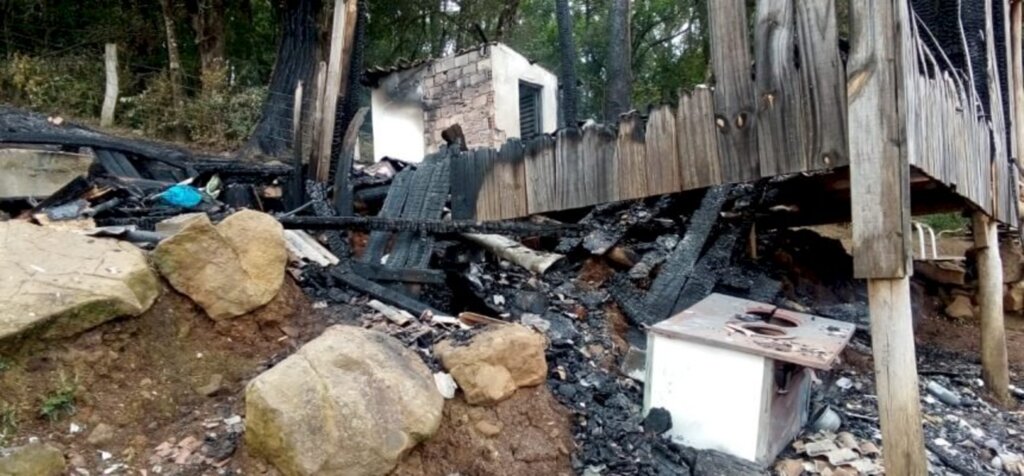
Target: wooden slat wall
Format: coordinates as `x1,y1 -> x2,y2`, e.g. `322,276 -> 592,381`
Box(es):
794,0 -> 848,169
616,113 -> 649,201
755,0 -> 803,176
677,87 -> 721,189
446,0 -> 1014,224
708,0 -> 759,183
645,106 -> 682,195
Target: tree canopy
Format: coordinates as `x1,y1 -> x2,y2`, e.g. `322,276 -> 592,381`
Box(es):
0,0 -> 712,146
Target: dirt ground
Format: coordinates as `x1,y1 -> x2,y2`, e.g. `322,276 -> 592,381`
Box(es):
393,385 -> 574,476
0,279 -> 330,475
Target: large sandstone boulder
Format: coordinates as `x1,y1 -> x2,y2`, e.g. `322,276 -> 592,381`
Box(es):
435,324 -> 547,405
152,210 -> 286,320
245,326 -> 443,476
0,443 -> 66,476
0,221 -> 160,342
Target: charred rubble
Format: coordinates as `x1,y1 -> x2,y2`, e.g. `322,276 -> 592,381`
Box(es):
5,108 -> 1024,475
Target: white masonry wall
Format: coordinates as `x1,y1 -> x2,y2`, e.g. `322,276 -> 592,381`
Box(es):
490,43 -> 559,139
371,66 -> 427,163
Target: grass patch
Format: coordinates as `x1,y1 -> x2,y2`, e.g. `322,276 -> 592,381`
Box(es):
38,372 -> 78,421
919,213 -> 968,233
0,357 -> 9,373
0,401 -> 16,444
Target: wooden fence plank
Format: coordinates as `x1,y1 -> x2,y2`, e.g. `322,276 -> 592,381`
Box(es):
484,139 -> 528,220
450,149 -> 486,220
754,0 -> 803,176
524,135 -> 557,214
581,123 -> 619,204
645,105 -> 683,195
794,0 -> 848,169
617,113 -> 649,200
708,0 -> 759,182
677,86 -> 722,189
554,128 -> 587,210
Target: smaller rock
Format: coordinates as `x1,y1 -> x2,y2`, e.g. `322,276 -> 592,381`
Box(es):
449,362 -> 517,405
643,408 -> 672,435
86,423 -> 115,446
927,381 -> 963,406
0,443 -> 66,476
474,420 -> 503,437
1001,240 -> 1024,283
194,374 -> 225,397
521,313 -> 551,333
1006,282 -> 1024,312
435,324 -> 547,406
433,372 -> 458,399
945,295 -> 975,320
914,260 -> 966,286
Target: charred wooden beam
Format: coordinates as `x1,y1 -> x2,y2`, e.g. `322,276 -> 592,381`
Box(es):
330,266 -> 441,316
0,132 -> 196,174
278,216 -> 583,236
349,262 -> 445,284
644,185 -> 730,323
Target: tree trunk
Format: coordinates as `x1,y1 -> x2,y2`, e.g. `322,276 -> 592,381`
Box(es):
605,0 -> 632,121
243,0 -> 321,159
186,0 -> 227,93
555,0 -> 579,127
159,0 -> 185,106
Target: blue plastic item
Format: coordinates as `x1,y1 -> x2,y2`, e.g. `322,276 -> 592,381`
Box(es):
160,184 -> 204,208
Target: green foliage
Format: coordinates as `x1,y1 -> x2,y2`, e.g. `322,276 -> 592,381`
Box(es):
0,357 -> 10,373
38,372 -> 78,422
0,401 -> 16,444
0,53 -> 104,117
920,213 -> 969,232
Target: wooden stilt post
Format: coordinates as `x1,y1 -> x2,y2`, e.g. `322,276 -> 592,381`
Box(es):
848,0 -> 926,473
101,43 -> 118,127
973,212 -> 1011,404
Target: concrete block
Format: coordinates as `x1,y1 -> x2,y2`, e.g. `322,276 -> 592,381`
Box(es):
0,148 -> 94,199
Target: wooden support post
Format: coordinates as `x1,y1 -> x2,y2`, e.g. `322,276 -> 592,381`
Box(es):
973,212 -> 1011,404
101,43 -> 118,127
313,0 -> 348,183
867,277 -> 927,474
288,81 -> 305,210
332,107 -> 368,215
848,0 -> 925,473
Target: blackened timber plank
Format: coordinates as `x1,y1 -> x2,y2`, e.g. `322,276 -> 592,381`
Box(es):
388,158 -> 441,268
363,168 -> 413,265
643,185 -> 730,324
708,0 -> 759,182
331,267 -> 441,316
350,262 -> 445,284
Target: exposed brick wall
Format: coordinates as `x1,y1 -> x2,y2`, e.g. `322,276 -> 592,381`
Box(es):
421,46 -> 503,151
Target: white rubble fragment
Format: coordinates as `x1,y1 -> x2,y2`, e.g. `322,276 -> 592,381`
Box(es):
433,372 -> 458,399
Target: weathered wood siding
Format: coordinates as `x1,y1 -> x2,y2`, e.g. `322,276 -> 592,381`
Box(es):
449,0 -> 1015,226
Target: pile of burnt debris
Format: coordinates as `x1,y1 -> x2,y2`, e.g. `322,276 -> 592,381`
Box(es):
4,109 -> 1023,475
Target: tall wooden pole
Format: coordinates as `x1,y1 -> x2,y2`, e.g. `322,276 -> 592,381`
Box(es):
973,212 -> 1011,404
313,0 -> 348,183
847,0 -> 926,473
289,81 -> 305,210
101,43 -> 118,127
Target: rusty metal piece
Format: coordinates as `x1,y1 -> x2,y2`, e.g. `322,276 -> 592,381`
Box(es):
649,293 -> 856,370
